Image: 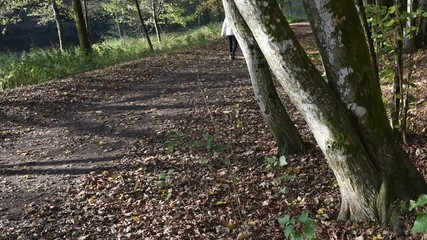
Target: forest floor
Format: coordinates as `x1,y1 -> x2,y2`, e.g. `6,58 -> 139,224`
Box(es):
1,23 -> 427,239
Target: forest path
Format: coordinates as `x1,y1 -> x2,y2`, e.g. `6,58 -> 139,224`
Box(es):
1,23 -> 426,239
0,33 -> 251,218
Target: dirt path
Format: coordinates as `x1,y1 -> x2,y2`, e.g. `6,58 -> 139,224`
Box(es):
0,34 -> 252,212
1,23 -> 426,239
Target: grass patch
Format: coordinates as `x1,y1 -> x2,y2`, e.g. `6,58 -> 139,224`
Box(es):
0,23 -> 220,91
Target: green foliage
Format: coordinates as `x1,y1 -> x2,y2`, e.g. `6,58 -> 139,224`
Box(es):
278,212 -> 317,240
165,129 -> 230,167
365,4 -> 423,83
409,194 -> 427,234
167,130 -> 186,155
0,23 -> 220,91
265,155 -> 293,194
157,168 -> 175,188
265,155 -> 287,172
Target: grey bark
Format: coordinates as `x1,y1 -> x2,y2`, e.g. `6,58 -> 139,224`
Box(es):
234,0 -> 381,221
234,0 -> 427,225
303,0 -> 426,223
50,0 -> 65,51
222,0 -> 306,156
152,0 -> 161,42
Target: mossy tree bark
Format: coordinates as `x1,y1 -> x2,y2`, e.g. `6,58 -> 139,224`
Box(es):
222,0 -> 306,156
72,0 -> 91,54
232,0 -> 427,226
303,0 -> 427,224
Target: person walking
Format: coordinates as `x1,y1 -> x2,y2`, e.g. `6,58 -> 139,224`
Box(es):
221,17 -> 238,60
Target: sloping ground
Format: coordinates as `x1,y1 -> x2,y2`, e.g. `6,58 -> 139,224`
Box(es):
1,23 -> 427,239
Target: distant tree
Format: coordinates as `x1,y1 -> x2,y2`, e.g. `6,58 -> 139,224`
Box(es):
50,0 -> 66,51
72,0 -> 92,53
194,0 -> 223,26
101,0 -> 131,38
150,0 -> 161,42
134,0 -> 154,51
0,0 -> 70,50
0,1 -> 30,33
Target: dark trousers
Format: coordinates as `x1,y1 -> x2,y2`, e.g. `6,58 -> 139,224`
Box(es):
228,35 -> 238,55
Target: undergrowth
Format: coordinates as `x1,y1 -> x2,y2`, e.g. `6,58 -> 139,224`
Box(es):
0,23 -> 220,91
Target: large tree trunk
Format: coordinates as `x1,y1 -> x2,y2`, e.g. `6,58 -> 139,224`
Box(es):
233,0 -> 427,226
50,0 -> 65,51
72,0 -> 91,54
222,0 -> 306,156
135,0 -> 154,51
303,0 -> 427,224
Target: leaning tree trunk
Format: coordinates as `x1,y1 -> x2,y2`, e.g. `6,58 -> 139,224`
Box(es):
72,0 -> 91,54
222,0 -> 306,156
50,0 -> 65,51
233,0 -> 427,226
135,0 -> 154,51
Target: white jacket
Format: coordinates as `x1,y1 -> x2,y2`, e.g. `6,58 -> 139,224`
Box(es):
221,18 -> 234,37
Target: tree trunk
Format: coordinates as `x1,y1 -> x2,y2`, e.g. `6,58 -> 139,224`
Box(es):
222,0 -> 306,156
417,0 -> 427,46
233,0 -> 427,226
72,0 -> 91,54
355,0 -> 381,82
82,0 -> 90,34
50,0 -> 65,51
404,0 -> 416,51
113,12 -> 124,38
152,0 -> 161,42
303,0 -> 427,224
135,0 -> 154,51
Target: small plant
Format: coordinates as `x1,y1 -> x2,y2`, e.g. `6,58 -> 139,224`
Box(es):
202,132 -> 213,150
265,155 -> 287,172
157,169 -> 175,188
278,212 -> 316,240
198,156 -> 209,165
271,174 -> 294,194
409,194 -> 427,234
166,131 -> 185,155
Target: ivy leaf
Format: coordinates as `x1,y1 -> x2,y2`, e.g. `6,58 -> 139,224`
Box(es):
412,212 -> 427,234
409,194 -> 427,211
279,156 -> 287,167
278,215 -> 291,225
